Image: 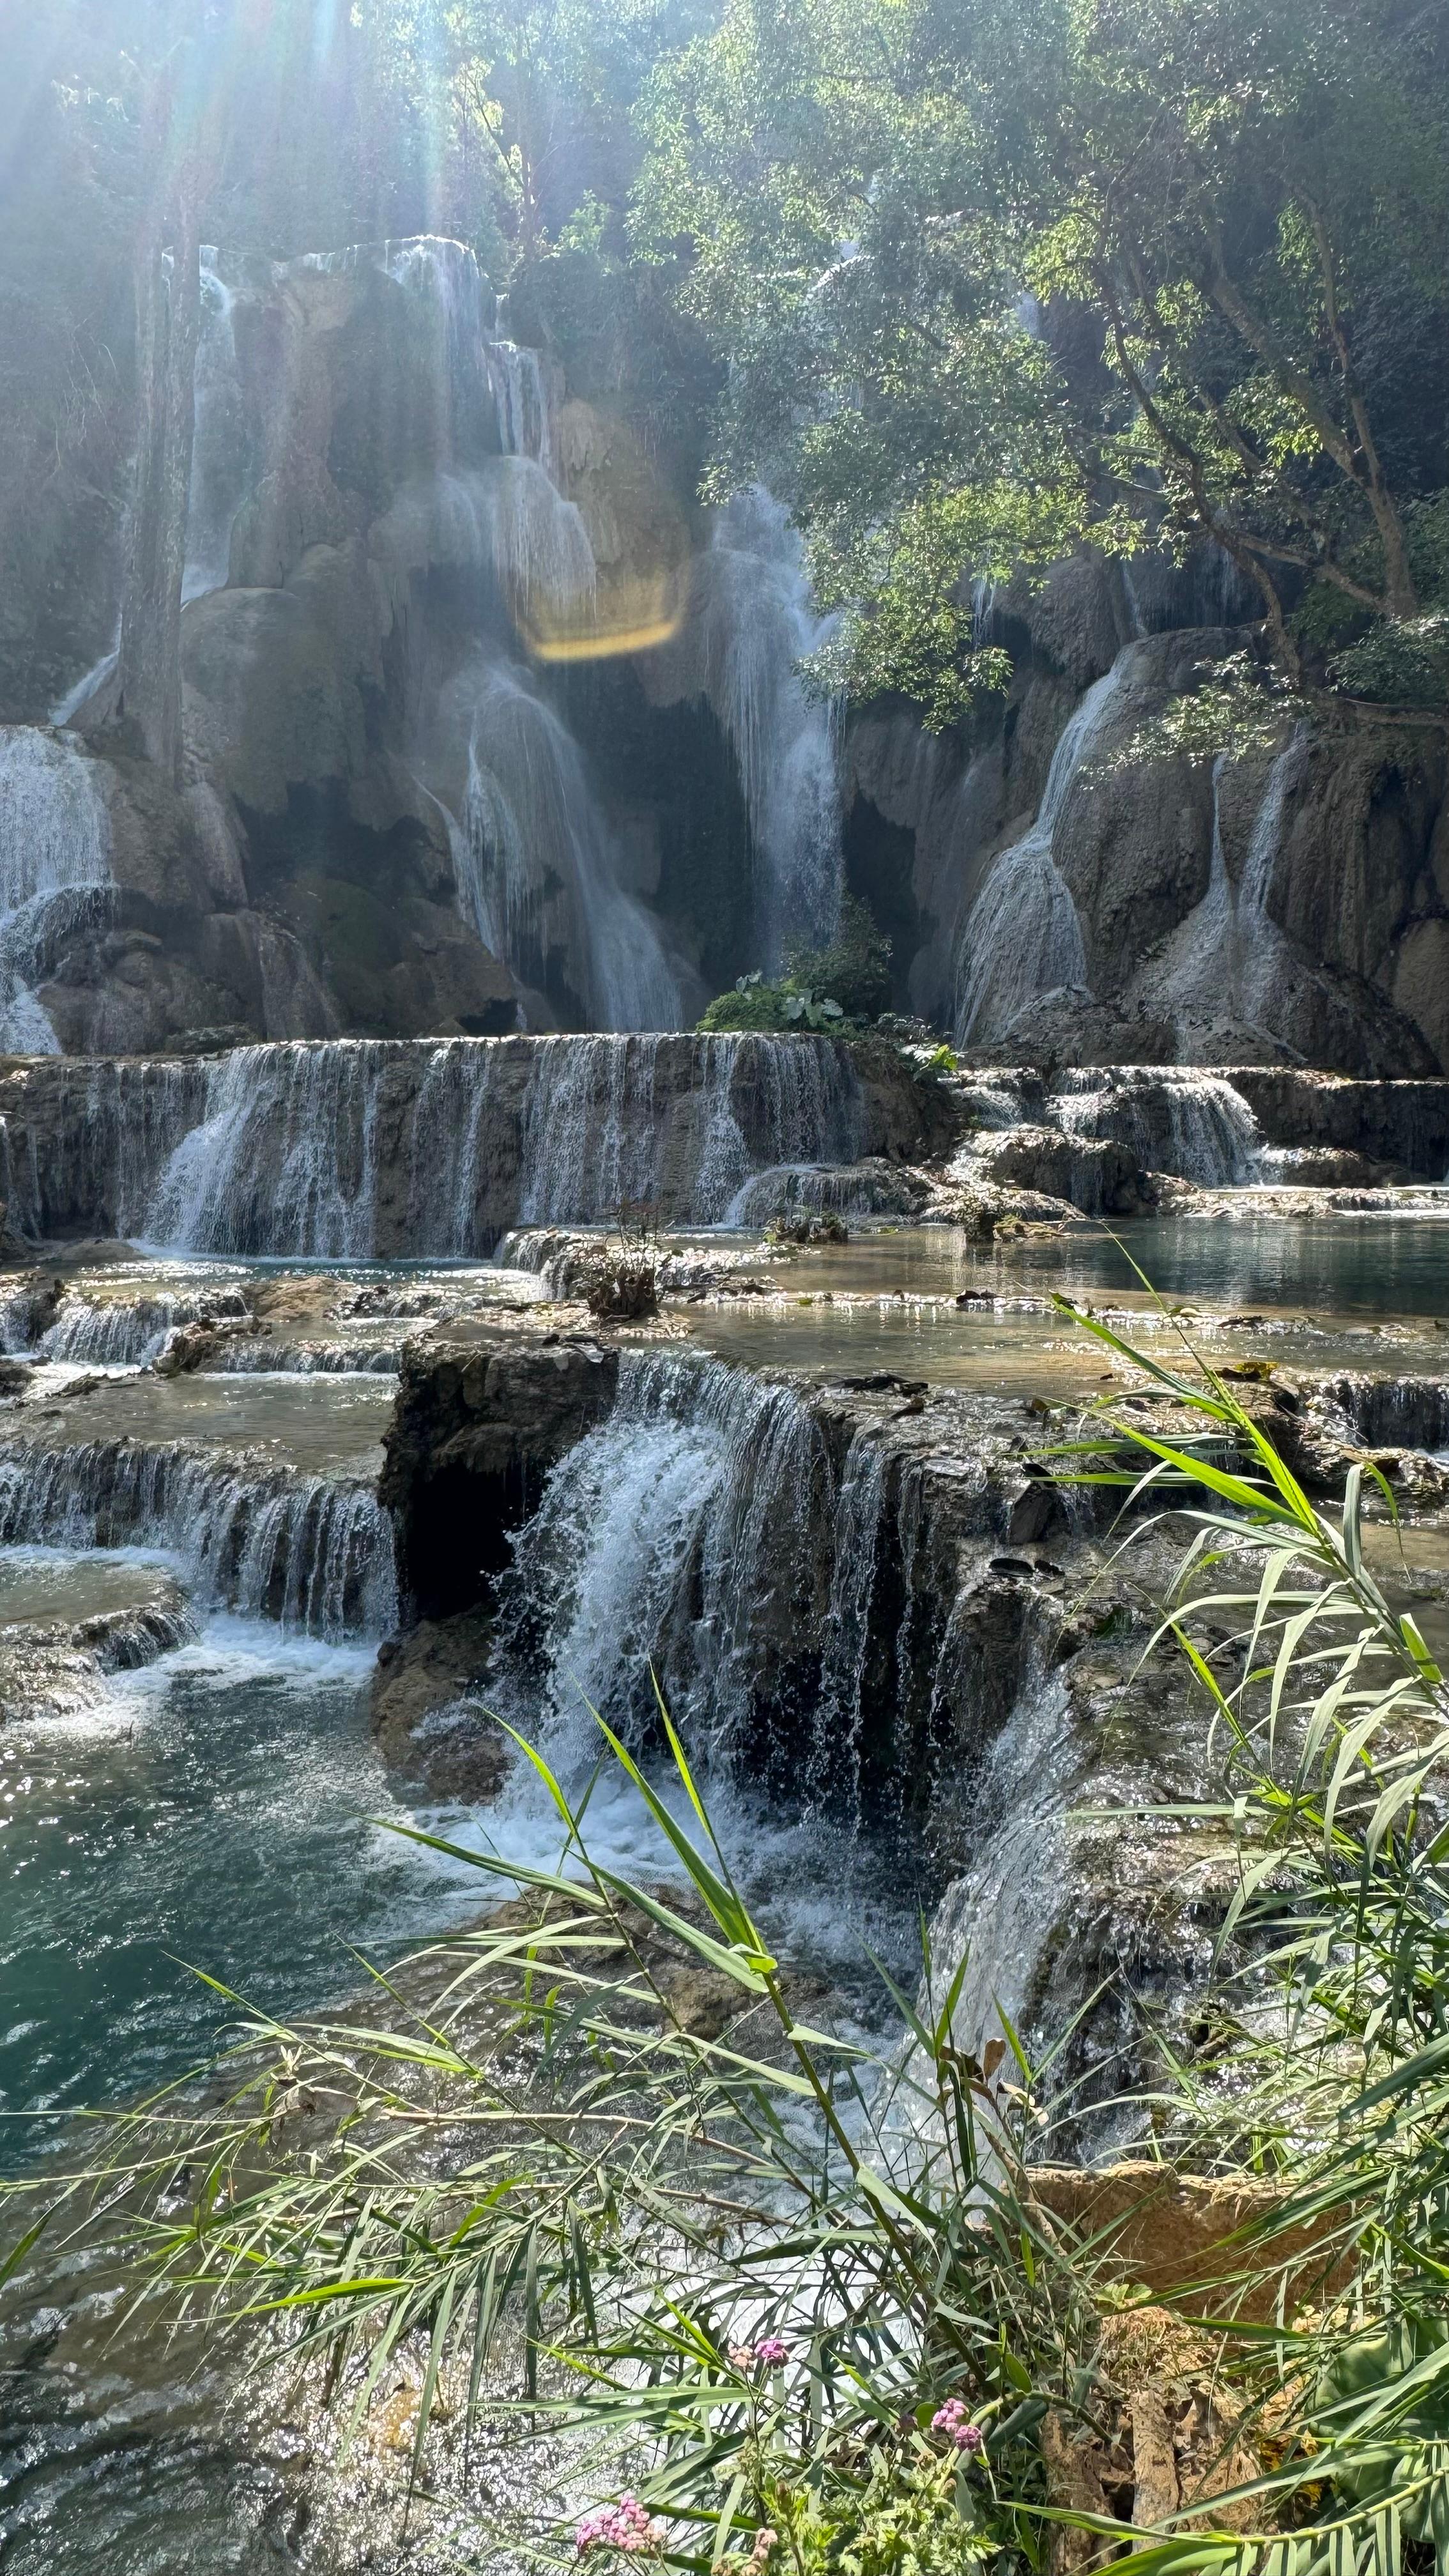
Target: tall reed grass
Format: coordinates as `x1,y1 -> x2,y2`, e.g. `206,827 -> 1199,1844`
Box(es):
8,1306 -> 1449,2575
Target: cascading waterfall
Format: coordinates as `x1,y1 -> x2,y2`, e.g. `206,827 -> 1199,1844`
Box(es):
1236,733 -> 1305,1029
144,1042 -> 386,1257
493,1349 -> 843,1774
49,1035 -> 866,1257
406,1037 -> 498,1256
518,1034 -> 667,1223
453,657 -> 678,1031
955,652 -> 1131,1044
924,1666 -> 1094,2068
1321,1375 -> 1449,1454
695,1035 -> 863,1223
487,289 -> 557,477
49,620 -> 121,729
0,726 -> 114,1051
1052,1066 -> 1262,1187
673,487 -> 843,965
0,1441 -> 396,1639
183,253 -> 249,604
809,1431 -> 887,1817
36,1292 -> 217,1368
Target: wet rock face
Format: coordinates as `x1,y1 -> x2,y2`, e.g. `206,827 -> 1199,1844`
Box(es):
381,1331 -> 622,1621
846,616 -> 1449,1075
370,1612 -> 506,1798
970,1124 -> 1153,1216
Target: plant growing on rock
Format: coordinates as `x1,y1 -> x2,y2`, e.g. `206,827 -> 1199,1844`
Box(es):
699,900 -> 893,1034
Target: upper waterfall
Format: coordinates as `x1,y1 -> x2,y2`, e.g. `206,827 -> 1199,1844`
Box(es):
0,728 -> 113,1052
955,651 -> 1130,1043
663,487 -> 844,968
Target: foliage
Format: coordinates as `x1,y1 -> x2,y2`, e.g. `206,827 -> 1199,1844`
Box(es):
1329,613 -> 1449,710
700,899 -> 893,1032
634,0 -> 1449,723
1042,1292 -> 1449,2575
34,1715 -> 1105,2572
1090,652 -> 1311,774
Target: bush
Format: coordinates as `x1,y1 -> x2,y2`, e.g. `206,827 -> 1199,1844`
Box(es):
785,896 -> 893,1023
698,898 -> 892,1033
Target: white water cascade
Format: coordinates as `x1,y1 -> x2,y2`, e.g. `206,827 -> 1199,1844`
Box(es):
516,1032 -> 864,1226
454,658 -> 679,1031
0,727 -> 114,1050
102,1035 -> 865,1256
674,487 -> 844,965
0,1441 -> 396,1640
183,253 -> 249,604
1236,734 -> 1303,1027
143,1043 -> 386,1258
493,1349 -> 841,1771
955,652 -> 1130,1043
487,290 -> 557,477
1053,1065 -> 1263,1186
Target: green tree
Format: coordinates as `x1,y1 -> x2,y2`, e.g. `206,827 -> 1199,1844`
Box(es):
636,0 -> 1449,726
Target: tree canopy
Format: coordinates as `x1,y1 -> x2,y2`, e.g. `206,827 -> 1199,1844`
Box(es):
6,0 -> 1449,729
635,0 -> 1449,725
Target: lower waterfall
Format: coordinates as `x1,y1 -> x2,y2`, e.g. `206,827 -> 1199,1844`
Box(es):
1052,1065 -> 1263,1186
143,1043 -> 387,1259
486,1348 -> 928,1813
0,1441 -> 397,1640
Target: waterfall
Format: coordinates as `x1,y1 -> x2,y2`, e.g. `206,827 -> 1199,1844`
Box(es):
518,1034 -> 666,1223
810,1430 -> 887,1816
493,1349 -> 839,1774
512,1034 -> 862,1230
405,1037 -> 497,1255
182,254 -> 249,604
0,1441 -> 396,1639
955,654 -> 1131,1043
454,657 -> 679,1030
15,1037 -> 867,1254
697,1034 -> 864,1222
49,619 -> 121,728
0,727 -> 113,1051
677,487 -> 843,965
1321,1375 -> 1449,1453
143,1042 -> 387,1257
1235,734 -> 1305,1031
1052,1066 -> 1262,1186
36,1292 -> 215,1367
924,1668 -> 1077,2064
486,295 -> 557,478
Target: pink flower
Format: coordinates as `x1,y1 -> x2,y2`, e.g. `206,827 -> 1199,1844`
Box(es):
728,2342 -> 756,2370
755,2337 -> 789,2366
574,2495 -> 664,2557
931,2398 -> 984,2452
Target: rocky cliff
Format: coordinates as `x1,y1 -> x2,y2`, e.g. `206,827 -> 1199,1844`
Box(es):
4,243 -> 1448,1070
